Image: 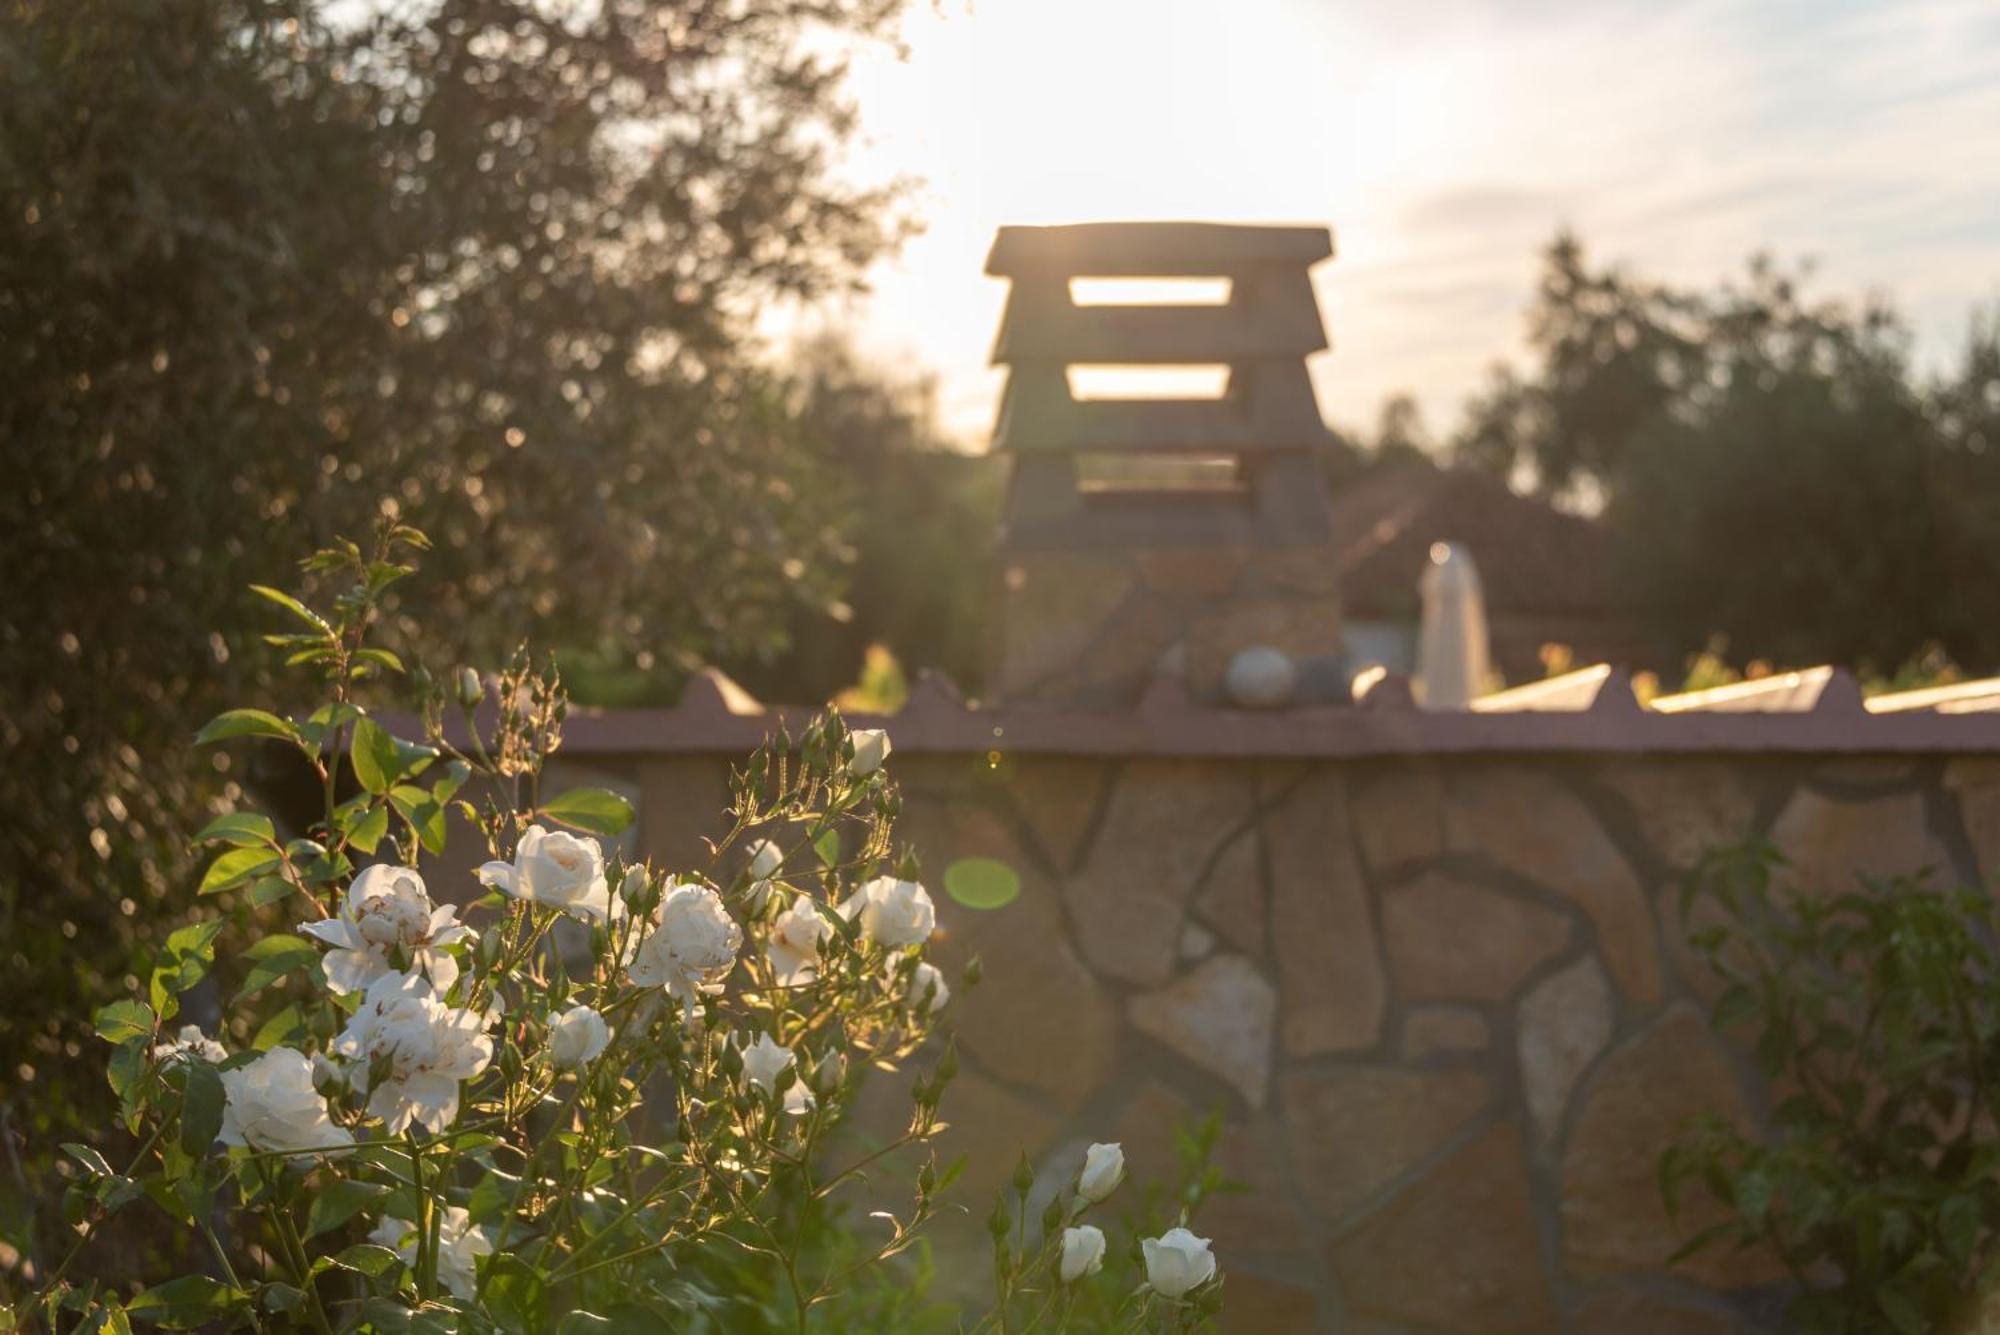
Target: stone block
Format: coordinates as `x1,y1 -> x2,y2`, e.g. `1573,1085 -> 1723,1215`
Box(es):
1517,954 -> 1615,1147
1573,1287 -> 1740,1335
993,551 -> 1137,697
1218,1270 -> 1323,1334
1327,1122 -> 1558,1334
1562,1005 -> 1784,1288
1129,954 -> 1277,1109
637,758 -> 732,875
1948,758 -> 2000,891
1194,826 -> 1268,960
929,1070 -> 1063,1205
1074,591 -> 1188,699
1252,544 -> 1345,597
1350,766 -> 1447,872
1402,1006 -> 1491,1059
1447,768 -> 1662,1003
1383,873 -> 1571,1003
1281,1066 -> 1489,1221
1767,785 -> 1949,896
1006,757 -> 1112,873
1600,760 -> 1764,872
1138,546 -> 1248,596
897,798 -> 1118,1111
1266,770 -> 1387,1055
1110,1081 -> 1306,1257
1069,761 -> 1253,985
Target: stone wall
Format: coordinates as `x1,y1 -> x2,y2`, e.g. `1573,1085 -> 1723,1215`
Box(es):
520,729 -> 2000,1334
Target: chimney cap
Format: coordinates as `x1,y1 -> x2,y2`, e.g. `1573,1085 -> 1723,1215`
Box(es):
986,222 -> 1334,277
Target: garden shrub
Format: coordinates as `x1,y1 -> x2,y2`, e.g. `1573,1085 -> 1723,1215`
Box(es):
1666,841 -> 2000,1332
13,526 -> 1223,1332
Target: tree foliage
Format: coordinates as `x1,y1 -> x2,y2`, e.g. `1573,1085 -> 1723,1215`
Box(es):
0,0 -> 912,1151
1452,235 -> 2000,676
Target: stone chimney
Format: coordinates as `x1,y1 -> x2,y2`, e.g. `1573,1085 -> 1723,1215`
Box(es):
984,222 -> 1345,706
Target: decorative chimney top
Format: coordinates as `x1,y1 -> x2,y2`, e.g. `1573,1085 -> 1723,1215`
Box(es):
984,222 -> 1346,706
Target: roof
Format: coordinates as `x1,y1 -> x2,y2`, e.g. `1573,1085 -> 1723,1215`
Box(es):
1331,464 -> 1615,621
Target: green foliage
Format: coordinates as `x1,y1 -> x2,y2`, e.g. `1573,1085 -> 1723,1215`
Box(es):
1664,842 -> 2000,1332
0,0 -> 918,1246
1451,234 -> 2000,677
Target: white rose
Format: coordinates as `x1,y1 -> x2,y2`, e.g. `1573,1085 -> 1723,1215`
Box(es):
302,863 -> 471,996
743,837 -> 784,912
768,893 -> 831,986
848,728 -> 892,776
331,973 -> 493,1135
1077,1142 -> 1124,1204
740,1032 -> 814,1115
153,1024 -> 227,1067
477,824 -> 613,921
1059,1225 -> 1106,1283
837,876 -> 935,949
1141,1227 -> 1217,1299
746,838 -> 784,880
371,1206 -> 492,1300
547,1004 -> 610,1070
219,1047 -> 353,1157
627,881 -> 741,1021
907,961 -> 950,1014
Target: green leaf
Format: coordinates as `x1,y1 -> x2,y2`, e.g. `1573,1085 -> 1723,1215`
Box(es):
235,934 -> 319,1003
62,1143 -> 115,1178
251,1004 -> 306,1052
351,716 -> 400,795
180,1063 -> 225,1155
387,785 -> 447,856
352,718 -> 438,796
306,1177 -> 388,1238
248,584 -> 332,635
540,787 -> 635,837
82,1305 -> 134,1335
195,709 -> 298,747
95,1000 -> 155,1045
483,1255 -> 547,1335
107,1037 -> 149,1127
194,812 -> 276,847
347,803 -> 390,855
199,846 -> 280,896
1940,1192 -> 1981,1265
329,1243 -> 404,1278
124,1274 -> 246,1329
354,647 -> 406,674
466,1170 -> 518,1226
247,875 -> 296,908
813,828 -> 841,867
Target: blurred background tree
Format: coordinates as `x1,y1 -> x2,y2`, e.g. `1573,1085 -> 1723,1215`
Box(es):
1448,234 -> 2000,680
0,0 -> 924,1226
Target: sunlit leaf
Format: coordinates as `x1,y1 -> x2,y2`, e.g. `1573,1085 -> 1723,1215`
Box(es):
540,787 -> 634,836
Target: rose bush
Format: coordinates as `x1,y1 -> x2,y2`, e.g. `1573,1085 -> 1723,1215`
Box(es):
22,527 -> 1225,1332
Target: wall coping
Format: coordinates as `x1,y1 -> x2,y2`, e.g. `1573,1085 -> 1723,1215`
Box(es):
513,665 -> 2000,761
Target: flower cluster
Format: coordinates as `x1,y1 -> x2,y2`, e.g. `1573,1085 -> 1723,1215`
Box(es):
52,531 -> 1223,1334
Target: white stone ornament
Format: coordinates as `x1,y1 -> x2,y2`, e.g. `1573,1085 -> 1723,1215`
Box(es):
1223,644 -> 1298,708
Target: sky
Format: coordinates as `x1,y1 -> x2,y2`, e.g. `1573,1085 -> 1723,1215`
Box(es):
812,0 -> 2000,448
